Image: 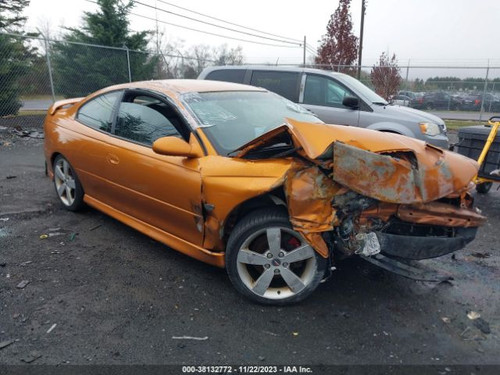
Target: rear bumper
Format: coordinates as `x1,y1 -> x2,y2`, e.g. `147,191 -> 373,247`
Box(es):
376,227 -> 478,260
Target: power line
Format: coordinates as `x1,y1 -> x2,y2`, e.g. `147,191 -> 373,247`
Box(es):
306,46 -> 317,54
134,0 -> 302,46
83,0 -> 299,48
129,11 -> 300,48
155,0 -> 302,44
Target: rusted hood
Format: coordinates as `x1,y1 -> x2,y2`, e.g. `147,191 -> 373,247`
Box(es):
235,119 -> 479,204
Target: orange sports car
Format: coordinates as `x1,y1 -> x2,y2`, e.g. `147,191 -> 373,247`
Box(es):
44,80 -> 486,304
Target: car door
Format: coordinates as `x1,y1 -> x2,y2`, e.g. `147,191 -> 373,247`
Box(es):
102,89 -> 204,246
299,73 -> 360,126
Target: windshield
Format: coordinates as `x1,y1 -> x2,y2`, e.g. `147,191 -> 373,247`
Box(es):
338,74 -> 388,104
182,91 -> 322,155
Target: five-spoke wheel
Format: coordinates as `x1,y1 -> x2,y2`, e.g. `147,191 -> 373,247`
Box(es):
53,155 -> 84,211
226,208 -> 326,305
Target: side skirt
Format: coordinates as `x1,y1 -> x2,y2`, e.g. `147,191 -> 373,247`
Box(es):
84,195 -> 226,268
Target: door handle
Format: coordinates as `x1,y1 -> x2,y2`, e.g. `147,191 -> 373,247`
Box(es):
106,153 -> 120,165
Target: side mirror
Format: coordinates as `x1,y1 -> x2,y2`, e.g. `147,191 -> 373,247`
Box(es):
152,136 -> 202,158
342,96 -> 359,109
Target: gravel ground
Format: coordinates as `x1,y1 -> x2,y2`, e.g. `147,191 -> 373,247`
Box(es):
0,123 -> 498,372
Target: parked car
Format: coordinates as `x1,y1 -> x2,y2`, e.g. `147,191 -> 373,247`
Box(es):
460,93 -> 500,112
44,80 -> 485,304
198,66 -> 449,149
398,90 -> 418,100
391,94 -> 411,106
411,91 -> 461,110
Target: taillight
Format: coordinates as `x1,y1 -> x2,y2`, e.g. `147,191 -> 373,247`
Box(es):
474,99 -> 480,105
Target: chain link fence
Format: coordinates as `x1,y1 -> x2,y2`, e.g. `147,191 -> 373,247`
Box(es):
1,31 -> 500,135
0,32 -> 215,133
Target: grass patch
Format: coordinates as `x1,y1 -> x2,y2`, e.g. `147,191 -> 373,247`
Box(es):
445,119 -> 487,130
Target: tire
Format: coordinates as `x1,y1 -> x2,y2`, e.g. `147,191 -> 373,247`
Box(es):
226,208 -> 327,305
476,182 -> 493,194
425,102 -> 433,110
53,155 -> 85,211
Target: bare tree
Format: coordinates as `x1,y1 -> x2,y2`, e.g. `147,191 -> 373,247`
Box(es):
184,44 -> 212,78
212,44 -> 244,66
370,52 -> 402,100
315,0 -> 358,73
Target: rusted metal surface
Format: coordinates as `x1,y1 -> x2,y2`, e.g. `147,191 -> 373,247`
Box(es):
397,202 -> 486,227
358,203 -> 399,223
359,201 -> 486,228
332,141 -> 477,204
283,162 -> 343,258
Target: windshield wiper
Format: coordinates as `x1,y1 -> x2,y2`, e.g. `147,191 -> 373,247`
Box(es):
372,101 -> 388,106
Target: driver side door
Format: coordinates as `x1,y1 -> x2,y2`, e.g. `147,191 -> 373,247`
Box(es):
103,90 -> 204,246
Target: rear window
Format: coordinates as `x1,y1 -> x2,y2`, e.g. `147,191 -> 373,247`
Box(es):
77,91 -> 122,132
250,71 -> 300,102
206,69 -> 246,83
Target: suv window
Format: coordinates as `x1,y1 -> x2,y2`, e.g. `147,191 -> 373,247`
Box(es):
114,95 -> 183,146
304,75 -> 356,108
206,69 -> 246,83
77,91 -> 122,132
250,71 -> 300,102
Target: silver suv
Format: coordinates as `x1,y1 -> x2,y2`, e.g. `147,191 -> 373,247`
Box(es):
198,66 -> 449,148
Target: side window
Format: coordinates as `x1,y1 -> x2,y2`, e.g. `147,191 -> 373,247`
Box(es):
77,91 -> 122,132
206,69 -> 246,83
114,95 -> 183,146
304,75 -> 356,108
250,71 -> 300,102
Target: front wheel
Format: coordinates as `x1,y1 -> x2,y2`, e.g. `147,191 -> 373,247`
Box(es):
226,208 -> 327,305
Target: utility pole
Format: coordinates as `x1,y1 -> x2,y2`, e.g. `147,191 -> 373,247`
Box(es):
37,28 -> 56,103
357,0 -> 366,80
303,36 -> 307,66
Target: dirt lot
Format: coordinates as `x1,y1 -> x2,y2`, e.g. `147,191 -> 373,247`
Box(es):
0,122 -> 499,371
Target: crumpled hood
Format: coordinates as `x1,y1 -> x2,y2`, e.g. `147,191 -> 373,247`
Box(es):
235,119 -> 479,204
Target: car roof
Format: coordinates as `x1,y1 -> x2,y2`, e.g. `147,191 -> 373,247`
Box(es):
199,65 -> 349,79
103,79 -> 265,95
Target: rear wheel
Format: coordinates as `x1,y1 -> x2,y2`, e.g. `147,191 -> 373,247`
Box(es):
476,182 -> 493,194
53,155 -> 84,211
226,208 -> 327,305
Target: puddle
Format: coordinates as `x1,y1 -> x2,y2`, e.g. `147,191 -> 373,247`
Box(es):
0,227 -> 8,238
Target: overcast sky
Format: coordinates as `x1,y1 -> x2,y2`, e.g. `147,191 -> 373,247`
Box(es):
24,0 -> 500,78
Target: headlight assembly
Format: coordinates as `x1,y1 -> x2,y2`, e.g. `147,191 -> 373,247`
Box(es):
419,122 -> 441,136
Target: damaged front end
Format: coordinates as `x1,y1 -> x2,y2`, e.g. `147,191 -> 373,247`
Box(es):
233,119 -> 487,279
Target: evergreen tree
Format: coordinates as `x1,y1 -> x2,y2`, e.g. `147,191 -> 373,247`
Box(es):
52,0 -> 157,97
0,0 -> 32,115
315,0 -> 358,73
